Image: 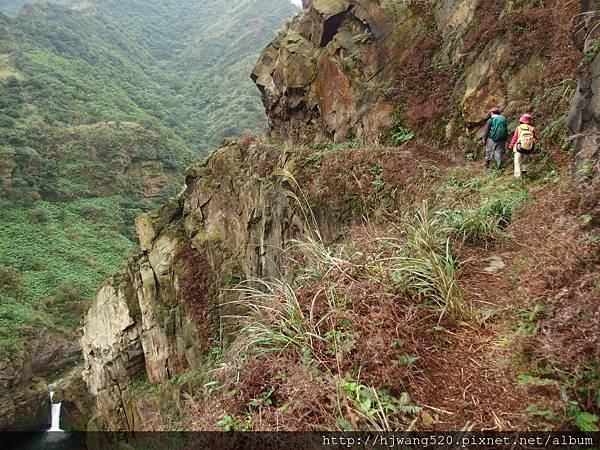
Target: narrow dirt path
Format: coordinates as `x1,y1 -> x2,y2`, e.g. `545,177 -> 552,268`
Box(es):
409,181 -> 552,430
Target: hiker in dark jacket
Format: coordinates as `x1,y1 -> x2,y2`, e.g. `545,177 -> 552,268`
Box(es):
482,107 -> 509,169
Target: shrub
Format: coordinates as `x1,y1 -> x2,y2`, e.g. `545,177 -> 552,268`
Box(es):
28,205 -> 51,223
388,125 -> 415,146
77,203 -> 107,220
0,265 -> 21,296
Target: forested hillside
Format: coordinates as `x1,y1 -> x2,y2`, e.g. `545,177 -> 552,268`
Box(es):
89,0 -> 299,149
0,0 -> 296,361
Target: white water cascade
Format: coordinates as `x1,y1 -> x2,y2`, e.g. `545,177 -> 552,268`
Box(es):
48,389 -> 63,432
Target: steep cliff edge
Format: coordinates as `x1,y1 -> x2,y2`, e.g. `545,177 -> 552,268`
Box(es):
81,141 -> 345,429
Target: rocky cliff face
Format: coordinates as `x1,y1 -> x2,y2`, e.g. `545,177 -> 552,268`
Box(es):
81,141 -> 344,430
253,0 -> 579,145
0,330 -> 81,431
81,210 -> 201,430
568,0 -> 600,183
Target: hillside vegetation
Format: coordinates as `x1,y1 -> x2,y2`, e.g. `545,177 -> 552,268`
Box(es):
0,0 -> 296,360
0,0 -> 66,16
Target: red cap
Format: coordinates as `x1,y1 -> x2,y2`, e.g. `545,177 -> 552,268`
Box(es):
519,113 -> 532,124
490,107 -> 501,114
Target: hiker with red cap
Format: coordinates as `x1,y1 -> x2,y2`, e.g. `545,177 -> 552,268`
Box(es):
509,113 -> 538,178
482,107 -> 508,170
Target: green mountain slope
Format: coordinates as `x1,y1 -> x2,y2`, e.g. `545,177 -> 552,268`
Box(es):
0,0 -> 296,359
76,0 -> 299,151
0,0 -> 66,16
1,0 -> 298,152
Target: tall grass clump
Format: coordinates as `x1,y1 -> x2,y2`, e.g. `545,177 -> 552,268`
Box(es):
387,205 -> 472,323
277,167 -> 362,282
226,278 -> 335,365
439,184 -> 530,243
289,236 -> 359,282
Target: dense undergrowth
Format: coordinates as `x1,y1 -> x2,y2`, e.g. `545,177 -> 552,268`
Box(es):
0,197 -> 136,359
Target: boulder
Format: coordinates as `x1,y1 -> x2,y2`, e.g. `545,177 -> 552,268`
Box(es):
313,0 -> 349,19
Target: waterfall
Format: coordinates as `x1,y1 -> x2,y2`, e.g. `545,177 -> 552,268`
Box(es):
48,389 -> 63,432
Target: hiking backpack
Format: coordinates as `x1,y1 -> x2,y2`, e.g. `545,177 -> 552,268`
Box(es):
517,125 -> 535,153
489,115 -> 509,143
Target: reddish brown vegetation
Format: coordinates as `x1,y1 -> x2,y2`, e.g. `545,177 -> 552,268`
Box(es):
505,6 -> 580,85
461,0 -> 579,82
513,182 -> 600,401
392,33 -> 455,131
174,173 -> 595,431
156,143 -> 599,431
459,0 -> 500,56
238,136 -> 282,178
413,173 -> 600,430
175,242 -> 215,348
177,223 -> 437,431
295,140 -> 458,220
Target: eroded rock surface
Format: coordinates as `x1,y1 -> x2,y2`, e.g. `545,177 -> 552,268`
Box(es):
81,141 -> 344,430
568,0 -> 600,182
253,0 -> 578,144
81,228 -> 201,430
